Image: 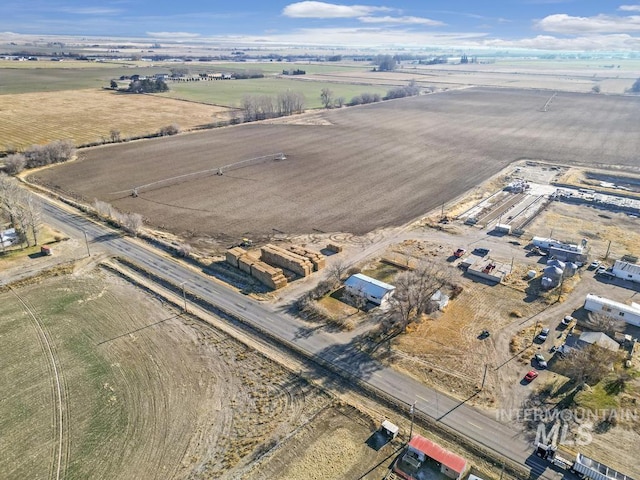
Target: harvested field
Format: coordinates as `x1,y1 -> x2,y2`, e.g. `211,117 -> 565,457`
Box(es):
0,270 -> 330,479
32,88 -> 640,244
0,89 -> 229,150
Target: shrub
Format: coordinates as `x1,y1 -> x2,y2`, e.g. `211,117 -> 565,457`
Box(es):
3,153 -> 26,175
24,140 -> 75,168
158,124 -> 180,136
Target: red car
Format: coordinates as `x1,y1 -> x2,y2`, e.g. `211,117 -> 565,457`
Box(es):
524,370 -> 539,382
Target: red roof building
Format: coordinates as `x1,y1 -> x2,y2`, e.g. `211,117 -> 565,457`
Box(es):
393,435 -> 468,480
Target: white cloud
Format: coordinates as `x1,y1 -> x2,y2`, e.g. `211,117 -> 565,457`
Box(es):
536,13 -> 640,33
483,33 -> 640,51
358,15 -> 445,26
146,31 -> 201,39
619,5 -> 640,12
59,7 -> 121,15
282,1 -> 392,19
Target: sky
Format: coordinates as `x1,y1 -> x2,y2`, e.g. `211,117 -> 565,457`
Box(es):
2,1 -> 640,51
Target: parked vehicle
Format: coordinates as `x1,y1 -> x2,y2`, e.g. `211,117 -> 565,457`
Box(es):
454,248 -> 466,258
589,261 -> 600,270
561,315 -> 573,326
524,370 -> 539,382
534,353 -> 547,369
536,327 -> 550,342
534,443 -> 633,480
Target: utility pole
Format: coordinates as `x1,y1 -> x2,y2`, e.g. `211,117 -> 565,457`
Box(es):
499,461 -> 505,480
409,401 -> 416,440
83,230 -> 91,257
180,281 -> 188,313
533,320 -> 539,344
481,364 -> 488,390
604,240 -> 611,260
510,256 -> 514,274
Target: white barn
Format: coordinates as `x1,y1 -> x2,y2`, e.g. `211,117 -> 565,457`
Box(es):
344,273 -> 395,306
583,293 -> 640,327
612,260 -> 640,284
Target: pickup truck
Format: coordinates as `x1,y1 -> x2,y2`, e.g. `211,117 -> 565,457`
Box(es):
453,248 -> 466,258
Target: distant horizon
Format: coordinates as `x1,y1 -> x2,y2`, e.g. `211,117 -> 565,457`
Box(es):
1,1 -> 640,52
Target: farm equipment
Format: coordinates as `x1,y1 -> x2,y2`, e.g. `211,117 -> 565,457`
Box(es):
239,238 -> 253,248
534,443 -> 635,480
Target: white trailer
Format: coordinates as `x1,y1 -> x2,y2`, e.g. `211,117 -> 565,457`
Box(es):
534,444 -> 635,480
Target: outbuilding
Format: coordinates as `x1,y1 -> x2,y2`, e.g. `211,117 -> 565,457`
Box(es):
583,293 -> 640,327
393,435 -> 468,480
344,273 -> 395,306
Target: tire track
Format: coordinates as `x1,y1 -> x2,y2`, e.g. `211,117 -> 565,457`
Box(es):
10,287 -> 68,480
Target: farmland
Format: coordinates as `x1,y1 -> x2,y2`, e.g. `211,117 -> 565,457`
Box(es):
0,270 -> 331,479
31,87 -> 640,246
160,77 -> 390,109
0,89 -> 229,150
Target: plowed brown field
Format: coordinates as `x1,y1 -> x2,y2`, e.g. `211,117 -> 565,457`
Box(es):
31,88 -> 640,243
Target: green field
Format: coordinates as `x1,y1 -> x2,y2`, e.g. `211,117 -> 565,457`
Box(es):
0,60 -> 370,95
159,77 -> 390,108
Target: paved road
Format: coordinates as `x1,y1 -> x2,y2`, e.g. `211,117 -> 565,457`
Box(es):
40,198 -> 573,480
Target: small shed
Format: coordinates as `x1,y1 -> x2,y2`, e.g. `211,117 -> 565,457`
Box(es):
344,273 -> 395,306
381,420 -> 399,439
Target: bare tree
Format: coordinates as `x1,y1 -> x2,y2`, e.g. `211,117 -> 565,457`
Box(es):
93,199 -> 112,219
320,88 -> 334,108
177,243 -> 192,257
562,344 -> 621,386
327,259 -> 349,284
0,173 -> 23,227
22,194 -> 41,246
121,212 -> 143,236
586,312 -> 625,338
110,129 -> 121,143
4,153 -> 26,175
383,262 -> 451,334
335,96 -> 345,108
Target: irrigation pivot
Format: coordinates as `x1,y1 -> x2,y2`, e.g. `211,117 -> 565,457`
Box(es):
108,153 -> 287,197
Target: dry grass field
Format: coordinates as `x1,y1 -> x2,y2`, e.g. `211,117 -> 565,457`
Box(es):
0,89 -> 229,151
31,87 -> 640,246
0,270 -> 331,479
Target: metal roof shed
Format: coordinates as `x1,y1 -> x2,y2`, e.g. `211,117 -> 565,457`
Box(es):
344,273 -> 395,306
407,435 -> 468,480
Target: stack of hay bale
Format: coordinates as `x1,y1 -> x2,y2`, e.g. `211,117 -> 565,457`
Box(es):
225,247 -> 287,289
288,245 -> 326,271
260,244 -> 314,277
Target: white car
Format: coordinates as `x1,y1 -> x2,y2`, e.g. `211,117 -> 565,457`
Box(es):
561,316 -> 573,326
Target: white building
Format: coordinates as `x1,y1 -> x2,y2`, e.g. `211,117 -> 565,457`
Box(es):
612,260 -> 640,284
344,273 -> 395,306
532,236 -> 584,253
583,293 -> 640,327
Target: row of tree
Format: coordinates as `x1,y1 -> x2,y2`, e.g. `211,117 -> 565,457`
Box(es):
0,174 -> 41,249
127,78 -> 169,94
93,200 -> 143,236
239,91 -> 305,122
3,140 -> 76,175
320,81 -> 421,109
